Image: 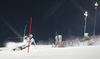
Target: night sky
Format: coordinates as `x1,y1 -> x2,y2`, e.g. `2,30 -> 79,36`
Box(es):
0,0 -> 100,47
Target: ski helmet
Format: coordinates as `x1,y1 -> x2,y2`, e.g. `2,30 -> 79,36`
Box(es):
30,34 -> 33,37
25,36 -> 27,38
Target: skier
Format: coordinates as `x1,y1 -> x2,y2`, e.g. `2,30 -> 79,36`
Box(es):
55,35 -> 59,47
28,34 -> 37,48
21,35 -> 29,48
21,34 -> 37,49
13,34 -> 37,51
13,35 -> 28,51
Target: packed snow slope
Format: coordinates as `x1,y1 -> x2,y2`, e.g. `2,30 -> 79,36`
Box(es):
0,44 -> 100,59
1,36 -> 100,59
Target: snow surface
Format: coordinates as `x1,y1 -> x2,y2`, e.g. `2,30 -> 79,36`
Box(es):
0,44 -> 100,59
1,37 -> 100,59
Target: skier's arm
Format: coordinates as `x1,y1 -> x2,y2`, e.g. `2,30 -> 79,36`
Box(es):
33,39 -> 36,47
31,38 -> 37,48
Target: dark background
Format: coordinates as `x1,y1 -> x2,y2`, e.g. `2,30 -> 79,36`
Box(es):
0,0 -> 100,47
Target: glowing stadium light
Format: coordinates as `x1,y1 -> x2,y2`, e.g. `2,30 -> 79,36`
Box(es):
84,11 -> 88,17
95,2 -> 98,7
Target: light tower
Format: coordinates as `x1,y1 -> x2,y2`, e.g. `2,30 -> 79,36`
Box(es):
83,11 -> 88,45
93,2 -> 98,36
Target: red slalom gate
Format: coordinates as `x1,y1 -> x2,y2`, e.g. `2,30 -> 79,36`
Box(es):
92,37 -> 100,45
9,37 -> 21,39
27,18 -> 32,53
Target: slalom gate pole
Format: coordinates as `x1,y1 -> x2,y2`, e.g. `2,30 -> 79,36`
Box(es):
24,24 -> 27,39
27,18 -> 32,53
92,37 -> 100,45
8,37 -> 22,39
